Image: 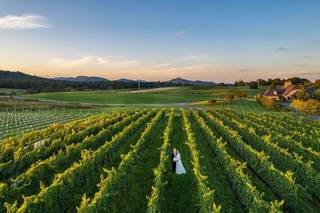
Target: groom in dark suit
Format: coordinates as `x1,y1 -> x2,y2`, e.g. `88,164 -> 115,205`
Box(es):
171,149 -> 176,173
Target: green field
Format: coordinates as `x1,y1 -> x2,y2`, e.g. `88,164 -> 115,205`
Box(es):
0,108 -> 319,212
23,90 -> 209,104
170,85 -> 267,98
195,99 -> 272,113
0,88 -> 27,96
22,86 -> 266,105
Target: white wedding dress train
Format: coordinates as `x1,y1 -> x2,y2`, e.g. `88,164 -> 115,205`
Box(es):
175,153 -> 186,174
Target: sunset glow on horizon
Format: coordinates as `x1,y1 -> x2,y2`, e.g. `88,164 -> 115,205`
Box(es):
1,0 -> 320,82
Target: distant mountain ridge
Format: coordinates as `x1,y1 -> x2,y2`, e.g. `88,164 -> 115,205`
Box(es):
53,76 -> 214,85
1,70 -> 216,85
166,77 -> 215,86
53,76 -> 109,82
0,70 -> 218,93
115,77 -> 216,85
115,79 -> 136,83
0,70 -> 159,93
0,70 -> 48,81
115,79 -> 147,83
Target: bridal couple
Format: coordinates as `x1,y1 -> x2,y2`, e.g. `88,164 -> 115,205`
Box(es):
171,148 -> 186,174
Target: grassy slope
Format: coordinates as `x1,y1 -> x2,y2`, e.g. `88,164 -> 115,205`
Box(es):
22,86 -> 266,105
0,88 -> 26,95
174,86 -> 267,99
61,113 -> 156,212
22,90 -> 210,104
115,115 -> 168,212
189,114 -> 244,213
161,112 -> 198,213
212,99 -> 268,113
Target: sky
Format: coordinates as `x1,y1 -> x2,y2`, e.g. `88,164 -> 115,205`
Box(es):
0,0 -> 320,82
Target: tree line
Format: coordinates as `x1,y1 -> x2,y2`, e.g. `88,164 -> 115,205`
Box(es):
235,77 -> 320,88
0,71 -> 177,93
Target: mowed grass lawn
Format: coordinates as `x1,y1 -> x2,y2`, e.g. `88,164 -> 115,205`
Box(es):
168,86 -> 267,98
22,86 -> 266,105
23,90 -> 211,104
212,99 -> 269,113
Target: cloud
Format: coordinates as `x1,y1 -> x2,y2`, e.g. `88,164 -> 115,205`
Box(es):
49,56 -> 91,66
239,68 -> 255,72
175,30 -> 188,37
183,54 -> 207,61
291,72 -> 320,76
49,55 -> 131,67
277,47 -> 287,51
301,55 -> 312,58
310,40 -> 320,47
48,55 -> 165,73
120,60 -> 141,65
107,55 -> 125,59
297,64 -> 313,68
156,65 -> 200,73
96,58 -> 109,64
154,63 -> 171,67
0,14 -> 50,30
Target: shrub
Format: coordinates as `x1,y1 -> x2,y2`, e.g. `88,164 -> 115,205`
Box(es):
249,81 -> 258,89
233,90 -> 247,99
208,98 -> 217,105
256,96 -> 280,110
311,89 -> 320,100
291,99 -> 320,115
224,94 -> 235,102
296,87 -> 310,100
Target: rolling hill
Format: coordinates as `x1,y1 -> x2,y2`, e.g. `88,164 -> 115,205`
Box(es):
53,76 -> 109,82
166,77 -> 216,86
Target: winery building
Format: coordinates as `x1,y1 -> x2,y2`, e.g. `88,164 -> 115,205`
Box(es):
259,80 -> 302,101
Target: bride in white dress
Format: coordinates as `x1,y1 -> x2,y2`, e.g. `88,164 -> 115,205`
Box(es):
175,150 -> 186,174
